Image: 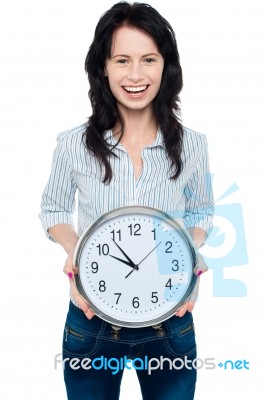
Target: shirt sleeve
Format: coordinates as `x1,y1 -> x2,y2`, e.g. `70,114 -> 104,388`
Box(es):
183,136 -> 214,236
39,136 -> 77,241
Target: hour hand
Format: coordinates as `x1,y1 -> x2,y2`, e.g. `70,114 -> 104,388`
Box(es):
109,254 -> 139,270
111,239 -> 138,269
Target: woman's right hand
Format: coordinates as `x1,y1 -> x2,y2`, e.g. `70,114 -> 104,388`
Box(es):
63,253 -> 95,320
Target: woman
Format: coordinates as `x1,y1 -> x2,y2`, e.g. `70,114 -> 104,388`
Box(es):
40,2 -> 214,399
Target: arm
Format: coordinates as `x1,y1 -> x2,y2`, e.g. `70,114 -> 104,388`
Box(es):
39,136 -> 77,241
175,227 -> 208,317
39,136 -> 94,319
48,223 -> 95,319
48,223 -> 79,255
176,135 -> 214,317
187,226 -> 206,249
183,135 -> 214,238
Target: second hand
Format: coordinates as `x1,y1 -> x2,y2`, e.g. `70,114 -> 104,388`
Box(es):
125,241 -> 162,279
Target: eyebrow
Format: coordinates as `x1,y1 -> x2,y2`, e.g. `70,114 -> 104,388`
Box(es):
112,53 -> 160,58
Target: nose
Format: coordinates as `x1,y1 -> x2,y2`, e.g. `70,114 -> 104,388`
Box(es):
127,62 -> 144,82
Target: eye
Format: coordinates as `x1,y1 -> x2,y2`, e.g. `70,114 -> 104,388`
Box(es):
144,58 -> 156,64
117,59 -> 129,65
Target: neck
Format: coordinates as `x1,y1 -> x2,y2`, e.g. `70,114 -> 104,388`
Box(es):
113,107 -> 157,142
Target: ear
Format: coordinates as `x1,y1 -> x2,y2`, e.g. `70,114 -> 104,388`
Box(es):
104,67 -> 108,77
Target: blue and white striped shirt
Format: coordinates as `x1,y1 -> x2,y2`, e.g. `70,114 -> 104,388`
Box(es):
39,124 -> 214,240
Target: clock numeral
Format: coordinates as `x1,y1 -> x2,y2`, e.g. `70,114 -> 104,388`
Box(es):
165,278 -> 172,290
128,223 -> 141,236
172,259 -> 179,271
151,228 -> 156,240
99,280 -> 106,292
151,291 -> 159,303
114,292 -> 121,304
96,243 -> 109,256
110,229 -> 121,242
165,241 -> 173,253
132,296 -> 140,308
91,261 -> 98,273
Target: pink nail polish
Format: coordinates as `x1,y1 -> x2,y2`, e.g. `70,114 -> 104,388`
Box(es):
197,270 -> 203,277
68,272 -> 73,279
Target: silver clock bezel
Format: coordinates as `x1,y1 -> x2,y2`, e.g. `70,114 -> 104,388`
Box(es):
74,206 -> 198,328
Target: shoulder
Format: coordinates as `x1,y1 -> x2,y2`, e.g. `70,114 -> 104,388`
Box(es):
183,126 -> 207,150
181,126 -> 209,167
56,123 -> 87,151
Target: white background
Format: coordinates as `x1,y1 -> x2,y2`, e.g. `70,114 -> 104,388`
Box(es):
0,0 -> 265,398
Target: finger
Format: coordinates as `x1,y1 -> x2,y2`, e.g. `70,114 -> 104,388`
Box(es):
69,279 -> 87,308
63,256 -> 95,320
69,279 -> 95,319
175,276 -> 200,317
84,308 -> 96,320
72,265 -> 79,274
175,302 -> 188,317
187,301 -> 196,313
63,261 -> 78,277
63,262 -> 74,275
189,278 -> 200,302
175,299 -> 196,317
194,253 -> 208,276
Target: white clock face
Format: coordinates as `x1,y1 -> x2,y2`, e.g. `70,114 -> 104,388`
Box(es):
75,207 -> 196,327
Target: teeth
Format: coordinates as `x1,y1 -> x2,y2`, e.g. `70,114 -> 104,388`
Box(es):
124,85 -> 147,93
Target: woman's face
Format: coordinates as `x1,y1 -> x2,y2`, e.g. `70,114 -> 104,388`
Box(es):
105,26 -> 164,114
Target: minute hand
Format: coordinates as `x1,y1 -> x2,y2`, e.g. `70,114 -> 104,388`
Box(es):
111,239 -> 138,269
125,241 -> 162,278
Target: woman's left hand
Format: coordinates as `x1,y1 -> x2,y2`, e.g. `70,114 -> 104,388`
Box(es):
175,278 -> 200,317
175,252 -> 208,317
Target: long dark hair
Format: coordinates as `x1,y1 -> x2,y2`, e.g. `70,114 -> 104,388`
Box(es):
84,2 -> 183,183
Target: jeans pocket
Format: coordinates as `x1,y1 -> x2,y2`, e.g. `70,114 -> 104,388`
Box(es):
164,320 -> 196,358
63,325 -> 100,359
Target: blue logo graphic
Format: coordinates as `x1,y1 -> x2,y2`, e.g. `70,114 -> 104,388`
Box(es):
200,180 -> 249,297
217,359 -> 250,370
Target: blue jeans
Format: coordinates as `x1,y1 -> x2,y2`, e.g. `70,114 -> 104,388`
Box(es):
62,301 -> 197,400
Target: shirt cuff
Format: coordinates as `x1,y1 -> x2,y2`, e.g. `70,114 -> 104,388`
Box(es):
39,212 -> 74,242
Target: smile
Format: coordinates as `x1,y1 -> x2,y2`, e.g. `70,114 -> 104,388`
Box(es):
123,85 -> 149,94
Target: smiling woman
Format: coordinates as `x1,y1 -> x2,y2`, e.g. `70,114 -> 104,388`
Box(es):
104,26 -> 164,110
84,2 -> 184,185
39,2 -> 214,400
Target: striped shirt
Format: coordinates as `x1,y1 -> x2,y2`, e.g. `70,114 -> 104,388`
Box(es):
39,124 -> 214,240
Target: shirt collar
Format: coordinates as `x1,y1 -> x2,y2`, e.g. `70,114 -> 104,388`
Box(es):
104,129 -> 165,149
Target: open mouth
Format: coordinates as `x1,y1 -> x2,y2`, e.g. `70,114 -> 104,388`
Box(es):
123,85 -> 149,94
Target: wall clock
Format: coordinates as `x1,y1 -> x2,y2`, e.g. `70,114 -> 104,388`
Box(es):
74,206 -> 202,328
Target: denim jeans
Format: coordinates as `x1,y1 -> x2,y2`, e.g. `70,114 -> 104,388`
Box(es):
62,301 -> 197,400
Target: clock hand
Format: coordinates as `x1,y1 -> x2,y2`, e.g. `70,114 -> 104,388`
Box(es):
111,239 -> 138,269
125,241 -> 162,279
137,241 -> 162,267
109,254 -> 139,270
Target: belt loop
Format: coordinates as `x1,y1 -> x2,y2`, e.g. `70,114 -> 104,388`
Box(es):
111,325 -> 122,340
152,323 -> 166,337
